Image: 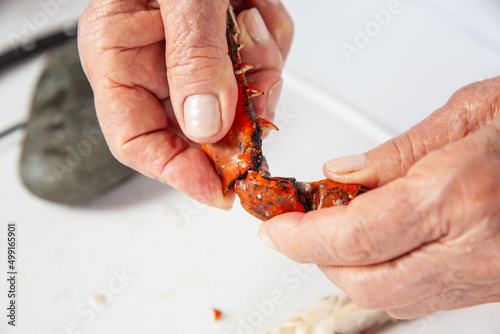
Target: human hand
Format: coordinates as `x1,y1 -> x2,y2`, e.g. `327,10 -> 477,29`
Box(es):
258,77 -> 500,318
77,0 -> 293,208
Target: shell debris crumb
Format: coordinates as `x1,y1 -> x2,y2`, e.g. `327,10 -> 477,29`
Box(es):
212,308 -> 222,322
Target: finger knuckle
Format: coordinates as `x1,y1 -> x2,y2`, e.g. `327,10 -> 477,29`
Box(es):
447,81 -> 500,126
448,81 -> 492,107
389,132 -> 420,175
167,42 -> 226,82
78,2 -> 118,48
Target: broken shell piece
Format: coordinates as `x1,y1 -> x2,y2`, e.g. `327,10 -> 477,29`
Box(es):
212,308 -> 222,322
267,295 -> 395,334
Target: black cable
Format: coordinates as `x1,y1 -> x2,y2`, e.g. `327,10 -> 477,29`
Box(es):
0,23 -> 78,73
0,24 -> 79,140
0,122 -> 26,140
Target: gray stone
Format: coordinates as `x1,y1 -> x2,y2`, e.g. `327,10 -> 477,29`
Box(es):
20,40 -> 135,204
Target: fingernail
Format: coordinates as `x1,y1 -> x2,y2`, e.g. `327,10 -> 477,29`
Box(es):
267,78 -> 283,115
184,94 -> 221,139
258,230 -> 278,252
264,0 -> 280,4
325,154 -> 366,174
245,8 -> 270,44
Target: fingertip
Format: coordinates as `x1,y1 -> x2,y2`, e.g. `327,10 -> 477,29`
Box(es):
385,308 -> 416,320
259,211 -> 305,248
246,72 -> 282,121
250,0 -> 294,59
257,230 -> 278,251
322,153 -> 381,189
202,179 -> 237,210
237,8 -> 283,72
215,191 -> 236,211
244,8 -> 271,45
324,154 -> 367,174
159,146 -> 236,208
266,77 -> 283,116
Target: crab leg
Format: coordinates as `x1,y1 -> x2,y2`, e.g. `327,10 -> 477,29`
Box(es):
202,5 -> 361,221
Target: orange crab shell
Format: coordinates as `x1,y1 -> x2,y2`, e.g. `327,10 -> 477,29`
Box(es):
201,4 -> 362,221
234,172 -> 361,221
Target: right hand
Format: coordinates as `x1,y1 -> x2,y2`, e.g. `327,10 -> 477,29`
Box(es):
258,77 -> 500,318
78,0 -> 293,208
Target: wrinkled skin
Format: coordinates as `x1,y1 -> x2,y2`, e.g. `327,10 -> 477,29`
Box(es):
78,0 -> 293,208
259,77 -> 500,318
80,0 -> 500,319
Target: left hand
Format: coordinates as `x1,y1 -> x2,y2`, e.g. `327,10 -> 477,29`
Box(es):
258,77 -> 500,319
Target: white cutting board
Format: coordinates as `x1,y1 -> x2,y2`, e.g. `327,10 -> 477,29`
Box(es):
1,1 -> 499,333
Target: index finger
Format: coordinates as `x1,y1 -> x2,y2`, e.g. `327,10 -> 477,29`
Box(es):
246,0 -> 294,59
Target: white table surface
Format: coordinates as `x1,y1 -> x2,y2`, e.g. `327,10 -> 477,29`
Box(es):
1,1 -> 500,333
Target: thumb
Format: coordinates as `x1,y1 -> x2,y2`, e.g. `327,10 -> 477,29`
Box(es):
323,81 -> 496,188
324,111 -> 449,188
159,0 -> 237,143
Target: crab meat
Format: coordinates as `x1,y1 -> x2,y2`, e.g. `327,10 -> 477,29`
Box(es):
267,295 -> 395,334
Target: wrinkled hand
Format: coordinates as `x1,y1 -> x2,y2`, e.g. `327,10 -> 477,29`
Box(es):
78,0 -> 293,208
259,77 -> 500,318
